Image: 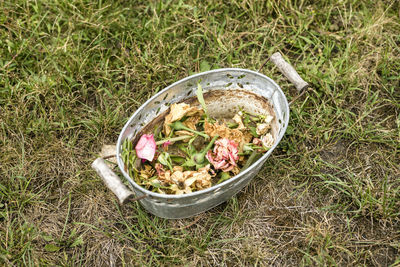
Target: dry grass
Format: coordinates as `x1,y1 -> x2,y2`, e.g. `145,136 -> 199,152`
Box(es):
1,0 -> 399,266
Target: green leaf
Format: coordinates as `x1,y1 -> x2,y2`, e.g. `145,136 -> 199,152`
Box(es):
200,60 -> 211,72
241,150 -> 262,171
68,228 -> 77,239
150,181 -> 162,188
217,172 -> 231,184
196,83 -> 209,119
157,152 -> 173,171
157,152 -> 169,166
171,155 -> 185,164
42,234 -> 53,242
248,126 -> 259,137
45,244 -> 61,252
71,235 -> 84,247
150,180 -> 170,189
182,158 -> 196,167
227,122 -> 238,129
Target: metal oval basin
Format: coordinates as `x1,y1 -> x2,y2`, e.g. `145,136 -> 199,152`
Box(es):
116,68 -> 290,219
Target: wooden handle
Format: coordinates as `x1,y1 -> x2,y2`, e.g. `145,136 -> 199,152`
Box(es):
92,158 -> 134,205
270,52 -> 309,92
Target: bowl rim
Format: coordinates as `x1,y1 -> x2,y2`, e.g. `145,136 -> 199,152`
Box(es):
116,68 -> 290,199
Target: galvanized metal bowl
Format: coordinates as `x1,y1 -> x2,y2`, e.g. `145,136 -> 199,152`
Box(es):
116,68 -> 290,219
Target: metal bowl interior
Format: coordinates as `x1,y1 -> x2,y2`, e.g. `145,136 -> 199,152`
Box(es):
116,68 -> 289,218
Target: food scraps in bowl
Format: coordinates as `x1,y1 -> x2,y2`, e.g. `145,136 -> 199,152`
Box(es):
121,84 -> 275,195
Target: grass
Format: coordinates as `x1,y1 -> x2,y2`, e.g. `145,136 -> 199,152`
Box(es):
1,0 -> 399,265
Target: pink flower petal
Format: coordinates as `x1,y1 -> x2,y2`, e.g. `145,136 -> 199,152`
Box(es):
155,163 -> 165,176
135,134 -> 156,161
207,138 -> 239,172
214,160 -> 228,169
228,153 -> 237,165
222,165 -> 234,172
206,151 -> 214,163
162,140 -> 172,150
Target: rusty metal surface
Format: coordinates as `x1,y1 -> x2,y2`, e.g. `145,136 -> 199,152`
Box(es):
116,68 -> 290,219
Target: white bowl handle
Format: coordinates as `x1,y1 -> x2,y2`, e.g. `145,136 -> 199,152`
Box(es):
92,158 -> 135,204
270,52 -> 309,92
